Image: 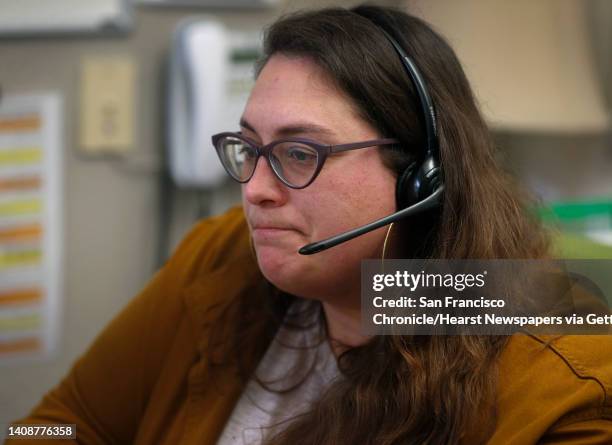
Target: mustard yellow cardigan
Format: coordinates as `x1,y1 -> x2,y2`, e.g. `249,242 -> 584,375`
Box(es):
8,207 -> 612,444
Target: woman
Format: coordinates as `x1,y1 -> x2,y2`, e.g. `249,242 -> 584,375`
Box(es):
9,5 -> 612,445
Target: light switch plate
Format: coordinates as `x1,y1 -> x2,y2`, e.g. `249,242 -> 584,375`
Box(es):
80,56 -> 135,153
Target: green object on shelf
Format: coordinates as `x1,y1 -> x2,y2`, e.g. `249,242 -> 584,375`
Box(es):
539,199 -> 612,229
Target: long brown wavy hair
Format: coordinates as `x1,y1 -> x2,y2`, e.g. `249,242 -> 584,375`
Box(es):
209,5 -> 551,445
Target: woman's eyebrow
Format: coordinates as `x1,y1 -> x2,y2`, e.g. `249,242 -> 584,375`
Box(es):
239,117 -> 337,139
239,117 -> 257,133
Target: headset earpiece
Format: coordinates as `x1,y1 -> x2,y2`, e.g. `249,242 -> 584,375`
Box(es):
396,155 -> 441,210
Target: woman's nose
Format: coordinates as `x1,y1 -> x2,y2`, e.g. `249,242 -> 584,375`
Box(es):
243,157 -> 288,207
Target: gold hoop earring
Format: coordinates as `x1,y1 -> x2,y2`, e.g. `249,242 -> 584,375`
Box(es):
381,222 -> 395,272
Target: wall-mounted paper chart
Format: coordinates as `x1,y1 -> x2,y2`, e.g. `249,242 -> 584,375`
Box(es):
0,93 -> 63,365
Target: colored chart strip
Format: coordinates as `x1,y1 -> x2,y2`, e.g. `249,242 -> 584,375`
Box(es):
0,289 -> 42,305
0,223 -> 42,242
0,176 -> 41,192
0,115 -> 41,133
0,147 -> 42,165
0,337 -> 41,355
0,249 -> 42,268
0,313 -> 41,331
0,199 -> 42,216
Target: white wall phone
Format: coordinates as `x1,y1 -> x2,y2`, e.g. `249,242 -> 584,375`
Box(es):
168,19 -> 261,187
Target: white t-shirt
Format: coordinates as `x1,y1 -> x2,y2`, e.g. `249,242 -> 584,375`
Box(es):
216,301 -> 340,445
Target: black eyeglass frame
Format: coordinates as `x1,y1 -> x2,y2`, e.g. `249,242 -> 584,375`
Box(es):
212,131 -> 400,189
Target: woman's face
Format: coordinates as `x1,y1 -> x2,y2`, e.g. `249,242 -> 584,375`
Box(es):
241,54 -> 397,302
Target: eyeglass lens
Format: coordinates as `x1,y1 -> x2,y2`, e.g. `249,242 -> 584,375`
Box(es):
216,135 -> 320,188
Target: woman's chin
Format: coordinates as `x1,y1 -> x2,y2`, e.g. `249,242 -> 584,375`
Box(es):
255,246 -> 311,295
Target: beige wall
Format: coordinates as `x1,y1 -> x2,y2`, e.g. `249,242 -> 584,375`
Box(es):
402,0 -> 612,200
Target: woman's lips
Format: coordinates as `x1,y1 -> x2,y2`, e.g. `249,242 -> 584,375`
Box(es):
252,227 -> 294,234
251,226 -> 298,242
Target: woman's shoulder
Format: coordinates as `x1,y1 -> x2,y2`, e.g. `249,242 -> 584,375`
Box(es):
490,333 -> 612,443
500,333 -> 612,395
168,204 -> 265,327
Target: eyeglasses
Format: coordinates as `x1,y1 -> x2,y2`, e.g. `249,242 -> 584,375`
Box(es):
212,132 -> 399,189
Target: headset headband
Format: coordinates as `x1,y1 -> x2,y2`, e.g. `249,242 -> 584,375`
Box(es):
356,12 -> 439,159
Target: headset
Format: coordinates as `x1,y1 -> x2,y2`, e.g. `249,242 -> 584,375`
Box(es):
298,12 -> 444,255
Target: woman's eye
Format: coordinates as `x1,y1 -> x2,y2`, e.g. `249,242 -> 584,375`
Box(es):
287,147 -> 316,162
238,145 -> 257,159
